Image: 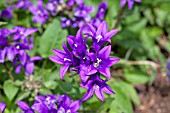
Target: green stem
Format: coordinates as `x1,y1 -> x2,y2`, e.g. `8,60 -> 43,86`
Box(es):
113,4 -> 126,29
4,63 -> 14,81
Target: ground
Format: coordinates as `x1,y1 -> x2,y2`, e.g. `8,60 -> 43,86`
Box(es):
135,74 -> 170,113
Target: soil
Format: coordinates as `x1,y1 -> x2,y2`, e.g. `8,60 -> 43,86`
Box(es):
134,74 -> 170,113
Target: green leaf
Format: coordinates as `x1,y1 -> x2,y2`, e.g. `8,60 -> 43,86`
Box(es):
124,72 -> 149,84
38,19 -> 68,58
15,91 -> 31,102
119,81 -> 140,105
109,83 -> 133,113
3,80 -> 19,101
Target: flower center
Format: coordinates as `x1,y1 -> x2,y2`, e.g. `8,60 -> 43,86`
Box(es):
96,35 -> 103,43
64,58 -> 71,62
94,58 -> 102,67
16,45 -> 20,49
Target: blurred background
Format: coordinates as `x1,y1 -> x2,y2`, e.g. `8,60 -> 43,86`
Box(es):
0,0 -> 170,113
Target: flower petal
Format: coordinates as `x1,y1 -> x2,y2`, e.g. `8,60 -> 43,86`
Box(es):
98,45 -> 111,59
70,100 -> 82,112
82,88 -> 94,101
99,68 -> 111,79
60,65 -> 69,79
17,101 -> 31,111
0,102 -> 6,113
94,85 -> 104,102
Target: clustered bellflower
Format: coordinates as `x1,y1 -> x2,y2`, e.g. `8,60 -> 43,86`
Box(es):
120,0 -> 141,9
0,94 -> 81,113
50,21 -> 120,101
0,7 -> 13,19
0,27 -> 41,75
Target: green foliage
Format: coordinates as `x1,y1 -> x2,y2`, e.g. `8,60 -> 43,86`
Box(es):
38,19 -> 68,58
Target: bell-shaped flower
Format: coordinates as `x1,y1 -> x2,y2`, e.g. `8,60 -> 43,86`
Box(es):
81,74 -> 114,102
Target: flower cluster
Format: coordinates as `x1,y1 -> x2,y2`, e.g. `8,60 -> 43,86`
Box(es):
0,0 -> 107,28
60,1 -> 107,28
120,0 -> 141,10
0,94 -> 81,113
0,27 -> 41,75
50,21 -> 120,101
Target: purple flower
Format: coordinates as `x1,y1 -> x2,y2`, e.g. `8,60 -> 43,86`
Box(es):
15,0 -> 33,10
120,0 -> 141,10
0,27 -> 41,75
50,21 -> 120,101
17,101 -> 34,113
29,0 -> 49,24
90,2 -> 107,29
0,7 -> 13,19
87,45 -> 120,80
81,74 -> 114,101
31,94 -> 81,113
86,21 -> 119,51
73,3 -> 94,22
60,17 -> 73,28
49,43 -> 79,79
0,102 -> 6,113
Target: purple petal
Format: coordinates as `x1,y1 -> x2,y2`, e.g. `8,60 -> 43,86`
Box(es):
49,56 -> 63,64
98,45 -> 111,59
96,21 -> 107,35
15,65 -> 22,74
86,23 -> 96,35
25,62 -> 34,75
105,30 -> 119,40
24,28 -> 38,37
120,0 -> 126,7
99,68 -> 111,79
17,101 -> 31,111
108,57 -> 120,67
60,65 -> 69,79
30,56 -> 42,62
19,51 -> 27,65
94,85 -> 104,102
128,0 -> 134,9
0,102 -> 6,113
87,65 -> 98,75
103,85 -> 115,94
70,100 -> 82,112
7,47 -> 14,61
82,88 -> 93,101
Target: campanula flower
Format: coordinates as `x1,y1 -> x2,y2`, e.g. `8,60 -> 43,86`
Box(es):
81,74 -> 114,101
17,101 -> 34,113
0,7 -> 13,19
29,0 -> 49,24
49,43 -> 79,79
86,21 -> 119,51
87,45 -> 120,79
15,0 -> 33,10
120,0 -> 141,10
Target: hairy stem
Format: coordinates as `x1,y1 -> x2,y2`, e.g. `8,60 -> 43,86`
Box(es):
113,4 -> 126,29
4,63 -> 14,81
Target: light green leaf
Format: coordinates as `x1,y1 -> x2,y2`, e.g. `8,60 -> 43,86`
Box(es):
3,80 -> 19,101
38,19 -> 68,58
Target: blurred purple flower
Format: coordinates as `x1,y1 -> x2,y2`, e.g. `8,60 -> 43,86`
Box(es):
90,2 -> 107,29
17,101 -> 34,113
17,94 -> 81,113
0,102 -> 6,113
29,0 -> 49,24
0,7 -> 13,19
120,0 -> 141,10
15,0 -> 33,10
0,27 -> 41,75
81,74 -> 114,101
